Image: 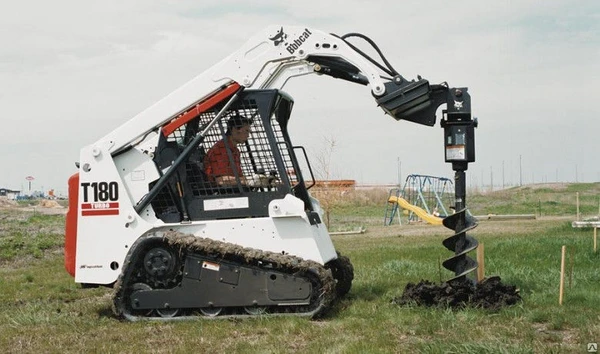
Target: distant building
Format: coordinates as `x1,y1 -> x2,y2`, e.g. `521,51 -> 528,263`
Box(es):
0,188 -> 21,200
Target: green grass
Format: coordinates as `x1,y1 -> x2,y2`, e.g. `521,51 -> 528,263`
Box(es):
1,185 -> 600,353
0,211 -> 65,261
469,183 -> 600,216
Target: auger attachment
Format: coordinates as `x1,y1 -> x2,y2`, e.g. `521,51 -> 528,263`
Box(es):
440,87 -> 479,282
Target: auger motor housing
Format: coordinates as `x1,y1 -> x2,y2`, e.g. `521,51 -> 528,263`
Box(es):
442,88 -> 477,171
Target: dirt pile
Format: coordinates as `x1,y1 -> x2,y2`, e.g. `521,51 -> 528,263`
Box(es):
39,199 -> 63,208
393,276 -> 521,311
0,199 -> 17,208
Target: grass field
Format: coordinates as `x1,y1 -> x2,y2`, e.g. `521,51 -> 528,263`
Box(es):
1,184 -> 599,353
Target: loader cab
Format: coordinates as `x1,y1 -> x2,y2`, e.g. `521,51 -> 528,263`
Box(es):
150,89 -> 317,223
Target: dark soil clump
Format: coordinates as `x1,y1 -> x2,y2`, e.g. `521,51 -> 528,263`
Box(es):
393,276 -> 521,311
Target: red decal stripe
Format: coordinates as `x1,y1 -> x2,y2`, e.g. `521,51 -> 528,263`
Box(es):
162,82 -> 241,136
81,202 -> 119,209
82,209 -> 120,216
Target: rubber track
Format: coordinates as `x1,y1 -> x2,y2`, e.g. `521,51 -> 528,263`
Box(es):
329,253 -> 354,298
112,230 -> 336,321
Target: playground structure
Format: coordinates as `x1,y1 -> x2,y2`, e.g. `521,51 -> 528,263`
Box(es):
388,195 -> 443,225
384,174 -> 455,225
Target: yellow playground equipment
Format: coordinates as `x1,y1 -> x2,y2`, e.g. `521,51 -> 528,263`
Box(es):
384,174 -> 454,225
387,196 -> 443,225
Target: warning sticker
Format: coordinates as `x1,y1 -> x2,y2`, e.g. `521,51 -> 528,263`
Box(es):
446,145 -> 466,160
204,197 -> 249,211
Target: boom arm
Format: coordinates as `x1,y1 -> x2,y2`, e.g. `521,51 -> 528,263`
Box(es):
96,25 -> 461,155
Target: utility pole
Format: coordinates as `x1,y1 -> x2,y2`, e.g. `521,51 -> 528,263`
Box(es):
510,159 -> 513,186
481,169 -> 484,190
397,157 -> 401,187
519,155 -> 522,186
490,165 -> 493,192
502,160 -> 505,189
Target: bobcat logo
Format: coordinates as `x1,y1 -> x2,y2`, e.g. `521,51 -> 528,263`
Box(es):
269,27 -> 287,46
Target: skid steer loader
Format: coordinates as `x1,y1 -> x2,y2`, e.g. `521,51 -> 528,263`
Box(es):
64,25 -> 473,320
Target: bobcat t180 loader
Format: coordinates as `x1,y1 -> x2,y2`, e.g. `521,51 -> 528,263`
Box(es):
64,25 -> 473,320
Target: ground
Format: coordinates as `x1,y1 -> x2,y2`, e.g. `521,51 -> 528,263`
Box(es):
0,198 -> 67,215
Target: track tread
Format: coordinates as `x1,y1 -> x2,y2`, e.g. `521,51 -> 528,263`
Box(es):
112,230 -> 337,321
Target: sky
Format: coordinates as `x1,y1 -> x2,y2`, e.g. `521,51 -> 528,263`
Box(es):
1,0 -> 598,196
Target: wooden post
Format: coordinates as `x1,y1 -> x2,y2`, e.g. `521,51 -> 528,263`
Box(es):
559,245 -> 566,305
476,243 -> 485,283
594,227 -> 598,253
